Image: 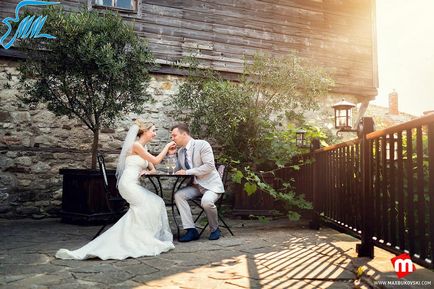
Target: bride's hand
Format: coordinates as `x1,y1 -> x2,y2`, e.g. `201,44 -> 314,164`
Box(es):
166,141 -> 177,155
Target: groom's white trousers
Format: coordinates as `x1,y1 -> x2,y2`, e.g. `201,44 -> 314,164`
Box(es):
174,184 -> 221,232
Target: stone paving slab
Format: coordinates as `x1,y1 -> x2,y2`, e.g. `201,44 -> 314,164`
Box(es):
1,218 -> 434,289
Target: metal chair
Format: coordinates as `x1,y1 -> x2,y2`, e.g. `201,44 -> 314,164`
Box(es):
92,153 -> 128,240
189,164 -> 234,237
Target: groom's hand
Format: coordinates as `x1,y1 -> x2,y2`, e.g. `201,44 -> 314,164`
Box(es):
175,169 -> 186,175
140,170 -> 149,176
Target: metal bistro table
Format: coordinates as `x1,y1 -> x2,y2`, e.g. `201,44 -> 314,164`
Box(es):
143,173 -> 193,240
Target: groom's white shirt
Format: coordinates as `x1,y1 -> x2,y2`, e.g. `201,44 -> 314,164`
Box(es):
177,138 -> 224,193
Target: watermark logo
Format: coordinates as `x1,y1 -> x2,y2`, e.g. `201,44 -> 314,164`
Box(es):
391,253 -> 416,278
1,0 -> 60,49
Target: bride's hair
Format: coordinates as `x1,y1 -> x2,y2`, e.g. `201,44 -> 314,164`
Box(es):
134,119 -> 154,137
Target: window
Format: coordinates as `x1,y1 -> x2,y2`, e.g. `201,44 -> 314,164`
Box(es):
94,0 -> 137,11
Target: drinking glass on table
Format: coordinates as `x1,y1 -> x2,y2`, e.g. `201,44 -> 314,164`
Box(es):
166,155 -> 177,174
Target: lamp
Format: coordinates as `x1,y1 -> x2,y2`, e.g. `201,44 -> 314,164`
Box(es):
296,129 -> 308,148
332,99 -> 358,134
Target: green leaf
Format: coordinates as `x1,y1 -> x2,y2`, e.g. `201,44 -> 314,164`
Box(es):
232,170 -> 244,184
287,211 -> 301,221
244,182 -> 257,196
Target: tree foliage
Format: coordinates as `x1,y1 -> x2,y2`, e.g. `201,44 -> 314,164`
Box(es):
16,7 -> 155,168
174,53 -> 333,165
173,53 -> 334,219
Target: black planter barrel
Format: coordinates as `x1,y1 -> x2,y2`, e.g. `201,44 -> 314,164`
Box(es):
59,169 -> 126,225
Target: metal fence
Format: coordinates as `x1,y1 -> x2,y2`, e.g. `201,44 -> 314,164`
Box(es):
292,114 -> 434,268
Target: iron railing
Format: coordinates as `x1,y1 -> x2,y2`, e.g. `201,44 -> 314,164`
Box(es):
291,113 -> 434,268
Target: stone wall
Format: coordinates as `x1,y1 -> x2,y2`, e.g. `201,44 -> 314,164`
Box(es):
0,58 -> 360,219
0,59 -> 182,218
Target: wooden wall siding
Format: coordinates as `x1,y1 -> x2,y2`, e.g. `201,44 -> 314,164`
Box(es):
0,0 -> 377,99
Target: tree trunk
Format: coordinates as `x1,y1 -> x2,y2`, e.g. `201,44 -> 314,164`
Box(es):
91,129 -> 99,169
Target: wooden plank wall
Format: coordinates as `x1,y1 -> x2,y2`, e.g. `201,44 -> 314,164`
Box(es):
1,0 -> 378,99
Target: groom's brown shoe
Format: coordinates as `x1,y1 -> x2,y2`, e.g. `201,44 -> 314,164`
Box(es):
179,228 -> 200,242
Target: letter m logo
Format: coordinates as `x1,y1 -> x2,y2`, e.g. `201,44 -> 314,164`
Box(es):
391,253 -> 416,278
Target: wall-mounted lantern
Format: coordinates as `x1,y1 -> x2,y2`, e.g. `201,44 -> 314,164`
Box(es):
332,99 -> 356,131
296,129 -> 308,148
331,98 -> 363,136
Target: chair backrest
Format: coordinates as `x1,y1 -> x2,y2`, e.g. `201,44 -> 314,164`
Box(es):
97,153 -> 109,193
215,163 -> 228,185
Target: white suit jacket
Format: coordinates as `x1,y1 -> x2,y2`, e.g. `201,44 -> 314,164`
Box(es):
176,139 -> 224,193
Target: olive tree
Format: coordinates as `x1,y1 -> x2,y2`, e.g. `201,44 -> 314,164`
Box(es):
16,7 -> 155,168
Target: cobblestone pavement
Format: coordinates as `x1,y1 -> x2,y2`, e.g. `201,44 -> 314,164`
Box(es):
1,218 -> 434,289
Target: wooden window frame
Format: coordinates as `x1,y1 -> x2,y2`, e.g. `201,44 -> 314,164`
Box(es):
92,0 -> 138,14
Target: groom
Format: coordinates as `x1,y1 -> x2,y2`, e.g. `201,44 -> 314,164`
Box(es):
169,123 -> 225,241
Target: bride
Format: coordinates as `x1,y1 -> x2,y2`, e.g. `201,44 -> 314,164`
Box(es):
56,120 -> 175,260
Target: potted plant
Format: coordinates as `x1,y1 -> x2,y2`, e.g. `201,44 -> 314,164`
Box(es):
173,53 -> 334,220
11,7 -> 155,223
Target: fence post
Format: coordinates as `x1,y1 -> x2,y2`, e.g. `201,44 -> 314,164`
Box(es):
428,122 -> 434,267
309,138 -> 321,230
356,117 -> 375,258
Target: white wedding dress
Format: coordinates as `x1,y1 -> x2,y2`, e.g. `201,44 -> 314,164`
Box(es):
56,155 -> 175,260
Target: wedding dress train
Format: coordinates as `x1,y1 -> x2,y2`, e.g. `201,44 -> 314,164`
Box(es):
56,155 -> 174,260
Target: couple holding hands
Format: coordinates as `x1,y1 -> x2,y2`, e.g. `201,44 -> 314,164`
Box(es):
56,121 -> 224,260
